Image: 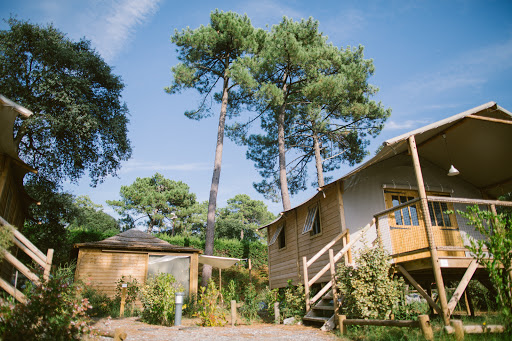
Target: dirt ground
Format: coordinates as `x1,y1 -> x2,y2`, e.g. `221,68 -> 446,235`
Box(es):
86,316 -> 338,341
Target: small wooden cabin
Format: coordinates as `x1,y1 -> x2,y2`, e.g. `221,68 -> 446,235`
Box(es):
262,102 -> 512,325
74,229 -> 201,297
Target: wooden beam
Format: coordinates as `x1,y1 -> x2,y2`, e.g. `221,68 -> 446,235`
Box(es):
343,319 -> 419,327
2,249 -> 40,284
303,256 -> 310,312
467,114 -> 512,125
427,196 -> 512,207
12,237 -> 47,268
374,198 -> 421,218
408,135 -> 450,325
43,248 -> 54,281
306,230 -> 347,267
447,259 -> 479,315
0,276 -> 26,303
397,265 -> 443,315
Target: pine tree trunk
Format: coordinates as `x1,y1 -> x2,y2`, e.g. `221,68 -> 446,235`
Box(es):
277,70 -> 291,211
202,72 -> 229,287
313,133 -> 324,188
278,103 -> 291,211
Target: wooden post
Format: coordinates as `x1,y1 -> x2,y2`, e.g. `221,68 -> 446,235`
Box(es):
342,236 -> 348,266
303,256 -> 310,312
248,258 -> 252,283
338,314 -> 347,335
119,285 -> 127,317
329,249 -> 339,313
231,300 -> 237,326
418,315 -> 434,341
408,135 -> 450,326
43,248 -> 54,281
452,320 -> 464,341
346,232 -> 352,264
274,302 -> 280,324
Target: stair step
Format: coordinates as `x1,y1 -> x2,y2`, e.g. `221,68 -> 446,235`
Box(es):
312,305 -> 334,311
303,315 -> 331,323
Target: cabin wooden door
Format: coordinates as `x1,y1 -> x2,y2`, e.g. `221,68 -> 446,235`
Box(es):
384,190 -> 464,263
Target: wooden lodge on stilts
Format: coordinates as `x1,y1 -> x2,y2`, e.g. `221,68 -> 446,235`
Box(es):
260,101 -> 512,328
0,95 -> 54,303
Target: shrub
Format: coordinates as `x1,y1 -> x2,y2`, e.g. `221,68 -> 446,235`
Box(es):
196,279 -> 227,326
114,275 -> 140,317
0,272 -> 91,340
281,280 -> 306,320
459,206 -> 512,325
239,283 -> 260,322
140,273 -> 182,325
81,286 -> 116,317
336,245 -> 403,319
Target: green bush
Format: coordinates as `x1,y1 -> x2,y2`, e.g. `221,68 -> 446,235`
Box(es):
196,279 -> 227,326
239,283 -> 260,322
0,272 -> 90,340
459,206 -> 512,325
336,245 -> 403,319
140,273 -> 182,325
261,280 -> 305,322
81,286 -> 116,317
114,275 -> 140,317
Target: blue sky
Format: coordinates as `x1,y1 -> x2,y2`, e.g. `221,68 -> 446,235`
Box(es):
1,0 -> 512,216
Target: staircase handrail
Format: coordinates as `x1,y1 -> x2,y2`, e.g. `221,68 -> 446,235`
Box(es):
0,216 -> 54,303
303,218 -> 375,311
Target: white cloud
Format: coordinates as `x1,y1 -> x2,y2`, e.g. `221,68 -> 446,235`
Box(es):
398,37 -> 512,98
385,119 -> 429,130
88,0 -> 162,61
120,159 -> 211,174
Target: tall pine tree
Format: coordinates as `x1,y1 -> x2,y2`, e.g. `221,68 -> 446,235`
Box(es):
166,10 -> 263,285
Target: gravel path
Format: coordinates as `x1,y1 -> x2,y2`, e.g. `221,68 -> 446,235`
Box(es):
87,317 -> 338,341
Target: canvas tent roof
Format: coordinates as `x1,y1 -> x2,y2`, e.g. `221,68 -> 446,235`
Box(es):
260,101 -> 512,229
74,229 -> 202,253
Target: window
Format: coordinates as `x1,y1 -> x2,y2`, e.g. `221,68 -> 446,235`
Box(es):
278,226 -> 286,249
385,190 -> 419,227
303,204 -> 321,236
269,224 -> 284,247
384,190 -> 457,228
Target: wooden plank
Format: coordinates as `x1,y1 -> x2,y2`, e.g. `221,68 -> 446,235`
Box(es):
397,264 -> 442,316
0,276 -> 26,303
306,231 -> 346,267
311,281 -> 332,305
12,237 -> 47,268
308,220 -> 373,286
43,248 -> 54,280
343,319 -> 419,327
2,249 -> 40,284
1,217 -> 46,261
303,256 -> 310,311
427,196 -> 512,207
447,259 -> 479,315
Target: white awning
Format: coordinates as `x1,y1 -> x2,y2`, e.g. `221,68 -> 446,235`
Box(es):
198,255 -> 241,269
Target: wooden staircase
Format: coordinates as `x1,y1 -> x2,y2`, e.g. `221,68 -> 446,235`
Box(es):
303,291 -> 337,329
301,219 -> 374,330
